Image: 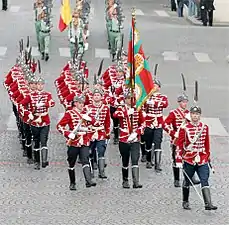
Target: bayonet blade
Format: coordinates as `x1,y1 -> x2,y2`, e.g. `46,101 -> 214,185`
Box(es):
154,63 -> 158,77
97,59 -> 104,77
194,80 -> 198,103
181,73 -> 186,91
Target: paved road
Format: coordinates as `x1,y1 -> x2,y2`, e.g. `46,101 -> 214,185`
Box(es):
0,0 -> 229,224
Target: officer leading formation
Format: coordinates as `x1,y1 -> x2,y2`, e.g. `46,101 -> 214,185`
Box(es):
3,0 -> 218,212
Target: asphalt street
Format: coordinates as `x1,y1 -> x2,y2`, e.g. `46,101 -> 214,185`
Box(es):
0,0 -> 229,224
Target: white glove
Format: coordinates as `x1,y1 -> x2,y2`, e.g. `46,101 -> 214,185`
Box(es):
28,113 -> 34,120
119,100 -> 124,105
176,163 -> 183,169
185,112 -> 191,121
113,83 -> 120,88
34,117 -> 42,123
68,132 -> 76,140
113,3 -> 117,8
84,43 -> 89,51
146,99 -> 154,105
128,108 -> 134,115
127,132 -> 138,142
79,127 -> 88,132
82,114 -> 92,121
174,132 -> 179,138
70,37 -> 75,43
36,102 -> 45,108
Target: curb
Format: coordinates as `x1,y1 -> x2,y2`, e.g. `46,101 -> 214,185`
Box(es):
183,5 -> 229,27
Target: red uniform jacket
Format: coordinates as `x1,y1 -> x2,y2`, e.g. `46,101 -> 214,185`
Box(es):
56,107 -> 93,147
85,102 -> 111,141
113,105 -> 146,143
163,108 -> 189,143
176,121 -> 210,166
20,90 -> 55,127
144,93 -> 168,129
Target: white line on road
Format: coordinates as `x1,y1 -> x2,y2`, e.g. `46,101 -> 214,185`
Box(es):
201,117 -> 229,136
135,9 -> 144,16
9,6 -> 20,13
0,47 -> 7,56
154,10 -> 170,17
59,48 -> 70,57
95,48 -> 110,58
7,112 -> 18,131
162,51 -> 179,61
194,52 -> 213,63
31,47 -> 40,57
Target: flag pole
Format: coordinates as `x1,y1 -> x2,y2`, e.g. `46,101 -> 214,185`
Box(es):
130,8 -> 136,132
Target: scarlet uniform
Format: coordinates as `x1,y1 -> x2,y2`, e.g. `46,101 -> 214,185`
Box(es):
163,108 -> 189,143
175,105 -> 217,211
144,93 -> 168,129
176,121 -> 210,166
56,96 -> 97,190
143,91 -> 168,171
113,106 -> 145,143
57,108 -> 92,147
113,99 -> 145,189
20,90 -> 55,127
20,78 -> 55,170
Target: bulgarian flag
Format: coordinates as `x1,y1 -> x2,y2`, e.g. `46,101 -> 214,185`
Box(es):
59,0 -> 72,32
127,18 -> 155,111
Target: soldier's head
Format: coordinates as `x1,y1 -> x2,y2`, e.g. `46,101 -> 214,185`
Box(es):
28,77 -> 37,90
92,88 -> 103,102
177,94 -> 188,109
124,91 -> 132,106
190,106 -> 201,123
72,95 -> 85,110
153,79 -> 161,91
36,77 -> 45,91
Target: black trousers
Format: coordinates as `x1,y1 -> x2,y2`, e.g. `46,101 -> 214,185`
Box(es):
144,127 -> 163,162
171,0 -> 177,11
119,142 -> 140,168
201,9 -> 213,26
2,0 -> 7,9
110,106 -> 119,139
23,123 -> 32,159
31,125 -> 50,149
171,144 -> 176,166
67,145 -> 90,168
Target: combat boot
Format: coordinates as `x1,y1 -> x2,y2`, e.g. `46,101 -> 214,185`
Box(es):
112,54 -> 116,62
45,54 -> 49,61
98,158 -> 107,179
154,150 -> 162,172
83,165 -> 96,188
172,166 -> 181,187
41,147 -> 49,168
68,168 -> 76,191
182,186 -> 191,210
146,161 -> 152,169
122,168 -> 130,189
141,155 -> 146,162
33,150 -> 40,170
41,52 -> 45,60
132,166 -> 143,189
202,187 -> 217,210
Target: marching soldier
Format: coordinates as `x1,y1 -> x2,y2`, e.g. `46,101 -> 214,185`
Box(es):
113,91 -> 145,189
68,11 -> 88,58
163,94 -> 200,187
20,77 -> 55,170
143,79 -> 168,172
17,77 -> 38,164
86,88 -> 111,179
57,95 -> 97,190
39,9 -> 51,61
34,0 -> 44,51
176,105 -> 217,210
108,2 -> 122,62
